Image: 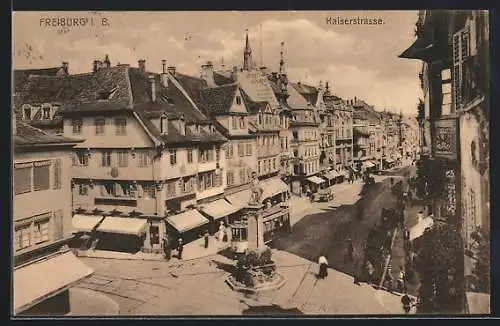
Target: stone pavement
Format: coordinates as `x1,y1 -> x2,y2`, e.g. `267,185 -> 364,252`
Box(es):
76,249 -> 411,315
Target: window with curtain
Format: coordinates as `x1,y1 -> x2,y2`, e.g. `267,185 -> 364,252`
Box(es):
14,165 -> 32,195
33,217 -> 50,244
33,161 -> 50,191
238,143 -> 244,157
95,118 -> 106,135
117,150 -> 129,167
138,151 -> 151,167
187,149 -> 193,163
115,118 -> 127,136
14,224 -> 31,251
169,149 -> 177,165
245,143 -> 252,156
101,151 -> 112,167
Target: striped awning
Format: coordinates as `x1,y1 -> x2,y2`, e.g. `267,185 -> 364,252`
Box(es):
364,161 -> 375,168
226,189 -> 252,210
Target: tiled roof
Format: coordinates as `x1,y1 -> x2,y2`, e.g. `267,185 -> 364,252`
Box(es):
213,72 -> 234,86
200,83 -> 238,116
240,88 -> 267,114
13,68 -> 63,93
292,83 -> 319,104
14,120 -> 81,147
173,73 -> 209,112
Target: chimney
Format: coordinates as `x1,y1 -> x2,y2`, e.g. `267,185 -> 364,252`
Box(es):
93,60 -> 101,72
200,61 -> 215,87
103,54 -> 111,69
138,59 -> 146,72
160,60 -> 169,87
62,61 -> 69,74
167,66 -> 176,76
148,75 -> 156,102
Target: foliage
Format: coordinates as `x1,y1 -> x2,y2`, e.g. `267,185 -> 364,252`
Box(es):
239,247 -> 273,268
471,228 -> 490,293
416,224 -> 465,313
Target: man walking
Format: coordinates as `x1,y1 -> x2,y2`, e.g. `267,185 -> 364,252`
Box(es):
177,237 -> 184,260
401,293 -> 412,314
397,266 -> 406,293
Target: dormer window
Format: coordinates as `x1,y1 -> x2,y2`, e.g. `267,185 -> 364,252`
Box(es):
236,96 -> 242,105
22,105 -> 31,120
97,85 -> 118,101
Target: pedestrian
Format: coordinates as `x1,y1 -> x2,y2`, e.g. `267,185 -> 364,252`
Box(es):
204,230 -> 210,249
177,237 -> 184,259
401,293 -> 412,314
318,255 -> 329,279
397,266 -> 406,293
365,260 -> 375,284
218,222 -> 225,242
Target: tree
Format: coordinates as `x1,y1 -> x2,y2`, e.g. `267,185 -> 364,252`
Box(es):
471,228 -> 490,293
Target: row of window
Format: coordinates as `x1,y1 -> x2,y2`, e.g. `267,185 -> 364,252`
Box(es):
227,142 -> 253,159
258,135 -> 279,148
73,150 -> 152,167
14,211 -> 63,252
14,160 -> 62,195
258,113 -> 280,128
258,158 -> 278,175
231,116 -> 246,130
72,118 -> 127,136
226,166 -> 252,187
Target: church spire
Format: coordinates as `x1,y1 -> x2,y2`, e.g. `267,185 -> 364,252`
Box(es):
279,41 -> 286,75
243,29 -> 253,71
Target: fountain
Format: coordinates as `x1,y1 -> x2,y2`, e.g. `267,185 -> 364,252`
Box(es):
225,177 -> 286,293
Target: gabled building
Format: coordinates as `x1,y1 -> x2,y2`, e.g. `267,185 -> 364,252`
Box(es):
15,58 -> 230,251
288,82 -> 321,193
12,116 -> 102,315
13,62 -> 71,134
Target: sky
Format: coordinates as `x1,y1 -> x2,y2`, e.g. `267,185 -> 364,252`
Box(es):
12,11 -> 423,115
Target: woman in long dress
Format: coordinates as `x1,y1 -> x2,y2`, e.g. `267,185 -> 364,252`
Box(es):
318,255 -> 329,279
218,223 -> 225,242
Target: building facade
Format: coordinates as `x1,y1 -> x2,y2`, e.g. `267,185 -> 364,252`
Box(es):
400,9 -> 490,313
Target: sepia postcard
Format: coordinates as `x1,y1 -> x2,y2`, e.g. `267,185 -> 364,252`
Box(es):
11,10 -> 490,316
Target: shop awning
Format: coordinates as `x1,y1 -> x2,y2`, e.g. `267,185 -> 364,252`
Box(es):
384,158 -> 394,163
14,251 -> 94,314
166,210 -> 209,233
226,189 -> 252,210
343,170 -> 350,178
200,199 -> 240,219
261,178 -> 289,201
72,214 -> 104,233
307,176 -> 325,185
324,170 -> 340,180
363,161 -> 375,168
96,217 -> 148,236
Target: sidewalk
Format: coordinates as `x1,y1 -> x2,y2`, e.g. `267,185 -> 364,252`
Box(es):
77,236 -> 230,263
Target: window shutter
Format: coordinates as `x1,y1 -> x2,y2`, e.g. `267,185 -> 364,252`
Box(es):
53,159 -> 62,189
452,26 -> 470,111
52,210 -> 63,240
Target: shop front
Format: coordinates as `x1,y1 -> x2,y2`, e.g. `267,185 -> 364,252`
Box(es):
94,217 -> 148,253
199,199 -> 241,234
165,209 -> 209,244
70,214 -> 105,250
323,170 -> 340,186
